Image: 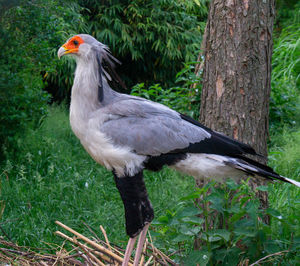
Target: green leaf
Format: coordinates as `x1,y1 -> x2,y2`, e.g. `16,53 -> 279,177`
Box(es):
233,228 -> 256,237
176,206 -> 202,218
179,225 -> 201,236
180,191 -> 200,200
169,217 -> 180,226
207,195 -> 224,212
229,211 -> 246,224
225,179 -> 240,190
156,215 -> 170,224
171,233 -> 191,243
181,216 -> 204,225
266,208 -> 284,220
213,229 -> 231,242
227,204 -> 241,214
200,231 -> 227,243
183,250 -> 211,266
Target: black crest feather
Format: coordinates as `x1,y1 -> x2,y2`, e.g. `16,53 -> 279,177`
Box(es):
95,44 -> 127,102
96,52 -> 104,102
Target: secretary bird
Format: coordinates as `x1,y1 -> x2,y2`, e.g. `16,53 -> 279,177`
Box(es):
57,34 -> 300,266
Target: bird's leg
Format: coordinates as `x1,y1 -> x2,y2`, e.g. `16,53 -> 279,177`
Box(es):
133,223 -> 149,266
113,170 -> 154,265
122,236 -> 137,266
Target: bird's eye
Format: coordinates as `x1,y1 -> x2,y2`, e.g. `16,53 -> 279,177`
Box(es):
73,40 -> 79,46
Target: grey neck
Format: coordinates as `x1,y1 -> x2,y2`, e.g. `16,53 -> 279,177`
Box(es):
72,54 -> 122,110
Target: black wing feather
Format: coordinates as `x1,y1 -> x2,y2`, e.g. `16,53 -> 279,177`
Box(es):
175,113 -> 259,157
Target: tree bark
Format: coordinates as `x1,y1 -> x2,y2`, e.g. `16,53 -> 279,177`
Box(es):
200,0 -> 274,155
196,0 -> 275,232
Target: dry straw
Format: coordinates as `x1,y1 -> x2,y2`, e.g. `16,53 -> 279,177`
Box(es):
0,221 -> 177,265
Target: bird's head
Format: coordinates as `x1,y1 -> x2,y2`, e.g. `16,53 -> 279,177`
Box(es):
57,34 -> 100,60
57,34 -> 126,101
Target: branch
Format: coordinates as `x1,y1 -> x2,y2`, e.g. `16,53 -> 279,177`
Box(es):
249,250 -> 289,266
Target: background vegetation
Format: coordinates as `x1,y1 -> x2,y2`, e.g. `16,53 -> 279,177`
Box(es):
0,0 -> 299,265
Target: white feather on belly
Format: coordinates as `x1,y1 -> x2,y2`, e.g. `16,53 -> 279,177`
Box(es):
70,104 -> 145,177
172,153 -> 245,182
81,128 -> 145,177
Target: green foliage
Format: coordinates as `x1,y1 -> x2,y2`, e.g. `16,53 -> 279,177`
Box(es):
78,0 -> 208,87
275,0 -> 299,28
0,0 -> 87,152
7,0 -> 208,103
270,6 -> 300,130
269,128 -> 300,228
152,180 -> 300,265
0,55 -> 49,151
43,1 -> 88,101
269,129 -> 300,178
131,62 -> 202,118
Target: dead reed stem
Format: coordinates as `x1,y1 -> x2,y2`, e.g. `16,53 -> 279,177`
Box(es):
0,221 -> 177,265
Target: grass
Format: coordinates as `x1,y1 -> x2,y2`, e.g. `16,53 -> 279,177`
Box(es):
1,105 -> 300,264
268,128 -> 300,237
1,106 -> 195,248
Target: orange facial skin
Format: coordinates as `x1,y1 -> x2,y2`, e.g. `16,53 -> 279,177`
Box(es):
62,35 -> 84,54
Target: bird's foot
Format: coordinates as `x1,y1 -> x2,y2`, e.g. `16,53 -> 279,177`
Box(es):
122,235 -> 137,266
122,223 -> 150,266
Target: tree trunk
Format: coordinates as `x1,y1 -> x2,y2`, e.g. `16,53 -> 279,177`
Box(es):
200,0 -> 274,155
196,0 -> 275,236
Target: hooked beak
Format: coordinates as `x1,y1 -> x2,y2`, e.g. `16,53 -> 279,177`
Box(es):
57,45 -> 78,59
57,46 -> 67,59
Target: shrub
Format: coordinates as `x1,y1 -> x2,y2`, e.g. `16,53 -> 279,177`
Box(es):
152,180 -> 300,265
270,6 -> 300,130
0,0 -> 87,155
151,126 -> 300,265
131,62 -> 202,118
77,0 -> 209,87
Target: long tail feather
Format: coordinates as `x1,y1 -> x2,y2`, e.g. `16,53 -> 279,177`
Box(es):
280,176 -> 300,187
229,156 -> 300,188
